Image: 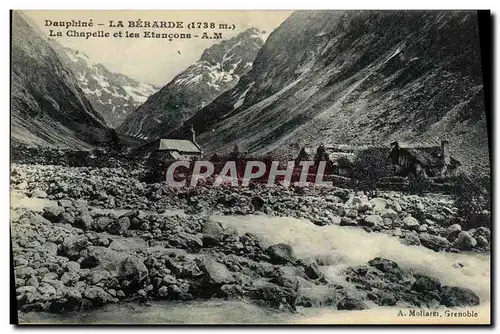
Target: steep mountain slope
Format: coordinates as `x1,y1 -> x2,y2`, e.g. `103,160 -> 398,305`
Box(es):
118,28 -> 266,140
179,11 -> 489,173
49,40 -> 158,128
11,11 -> 110,150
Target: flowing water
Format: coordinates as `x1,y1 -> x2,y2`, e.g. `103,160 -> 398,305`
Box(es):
19,214 -> 491,324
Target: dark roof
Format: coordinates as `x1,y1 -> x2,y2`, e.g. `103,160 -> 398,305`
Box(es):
402,147 -> 461,167
322,145 -> 390,162
317,142 -> 461,168
323,144 -> 388,153
404,147 -> 443,166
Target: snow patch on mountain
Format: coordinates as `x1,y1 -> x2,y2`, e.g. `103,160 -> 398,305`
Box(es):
118,27 -> 265,139
49,40 -> 158,128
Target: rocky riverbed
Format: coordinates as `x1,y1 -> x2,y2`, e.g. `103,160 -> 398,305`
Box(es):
10,163 -> 490,322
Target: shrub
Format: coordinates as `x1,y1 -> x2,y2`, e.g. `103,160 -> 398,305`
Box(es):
451,172 -> 491,229
407,174 -> 433,195
349,148 -> 393,196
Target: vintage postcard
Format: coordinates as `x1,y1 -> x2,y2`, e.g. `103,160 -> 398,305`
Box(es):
10,9 -> 491,325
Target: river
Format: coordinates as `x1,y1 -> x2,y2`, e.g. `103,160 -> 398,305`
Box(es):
18,214 -> 490,324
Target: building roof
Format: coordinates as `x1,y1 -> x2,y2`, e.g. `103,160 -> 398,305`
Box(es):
323,144 -> 387,153
403,147 -> 461,168
404,147 -> 442,167
157,139 -> 201,153
316,141 -> 461,168
321,145 -> 389,162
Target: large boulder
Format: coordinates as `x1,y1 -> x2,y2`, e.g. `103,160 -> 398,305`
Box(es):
245,280 -> 297,310
74,213 -> 93,230
156,286 -> 169,298
61,271 -> 80,286
445,224 -> 462,241
369,198 -> 387,213
403,215 -> 420,231
118,256 -> 148,284
251,196 -> 265,211
79,246 -> 146,285
106,216 -> 131,235
31,189 -> 47,198
180,261 -> 203,279
380,209 -> 399,221
59,235 -> 89,260
474,227 -> 491,241
83,286 -> 115,306
401,233 -> 421,247
453,231 -> 477,250
361,215 -> 383,227
418,233 -> 451,251
476,236 -> 489,248
353,199 -> 372,213
169,232 -> 203,250
39,242 -> 58,256
58,212 -> 75,225
29,214 -> 52,226
201,219 -> 225,246
94,216 -> 113,232
58,199 -> 73,208
337,297 -> 369,310
73,199 -> 88,209
440,286 -> 480,307
412,275 -> 441,293
303,260 -> 322,279
42,207 -> 64,223
199,258 -> 235,285
266,243 -> 296,265
340,217 -> 358,226
368,257 -> 399,273
109,238 -> 148,252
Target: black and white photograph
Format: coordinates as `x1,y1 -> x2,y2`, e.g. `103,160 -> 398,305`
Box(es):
9,9 -> 492,324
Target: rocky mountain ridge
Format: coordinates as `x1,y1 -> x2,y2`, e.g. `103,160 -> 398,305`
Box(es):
118,27 -> 266,140
177,11 -> 489,173
49,40 -> 158,128
11,11 -> 110,150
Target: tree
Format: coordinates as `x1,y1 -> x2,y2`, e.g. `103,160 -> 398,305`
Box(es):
349,148 -> 393,196
451,173 -> 491,229
229,144 -> 240,161
108,129 -> 125,153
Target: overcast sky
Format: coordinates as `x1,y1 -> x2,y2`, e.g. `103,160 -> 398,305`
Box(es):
22,10 -> 292,86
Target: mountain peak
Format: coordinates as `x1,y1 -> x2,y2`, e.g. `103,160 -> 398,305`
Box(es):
118,27 -> 264,140
11,11 -> 110,149
199,27 -> 264,64
49,40 -> 158,128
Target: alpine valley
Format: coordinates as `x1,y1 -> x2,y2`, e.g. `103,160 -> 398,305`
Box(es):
117,27 -> 267,140
172,11 -> 490,173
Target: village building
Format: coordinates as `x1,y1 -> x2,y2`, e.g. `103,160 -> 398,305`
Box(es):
320,143 -> 388,176
389,140 -> 461,178
149,139 -> 202,161
137,125 -> 203,162
303,139 -> 461,179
